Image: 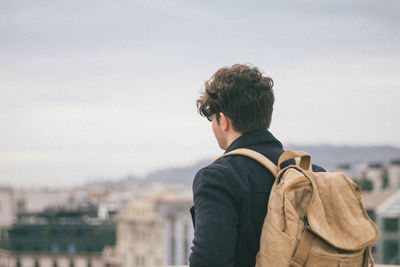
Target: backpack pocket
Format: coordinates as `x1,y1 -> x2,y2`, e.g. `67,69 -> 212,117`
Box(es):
256,220 -> 296,267
305,242 -> 365,267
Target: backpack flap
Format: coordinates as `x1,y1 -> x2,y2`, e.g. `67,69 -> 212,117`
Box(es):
305,171 -> 380,251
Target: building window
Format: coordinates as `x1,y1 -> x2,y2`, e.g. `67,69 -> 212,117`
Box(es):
383,240 -> 399,264
384,218 -> 399,232
16,200 -> 25,212
68,244 -> 76,254
51,244 -> 59,254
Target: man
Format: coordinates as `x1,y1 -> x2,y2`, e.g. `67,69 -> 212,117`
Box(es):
189,64 -> 324,267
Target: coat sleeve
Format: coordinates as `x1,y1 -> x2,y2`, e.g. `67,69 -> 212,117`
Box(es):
189,166 -> 239,267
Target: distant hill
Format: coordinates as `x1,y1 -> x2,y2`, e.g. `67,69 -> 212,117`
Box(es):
287,145 -> 400,172
87,145 -> 400,187
142,159 -> 210,186
139,145 -> 400,186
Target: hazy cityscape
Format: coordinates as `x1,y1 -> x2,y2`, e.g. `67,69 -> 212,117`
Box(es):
0,145 -> 400,266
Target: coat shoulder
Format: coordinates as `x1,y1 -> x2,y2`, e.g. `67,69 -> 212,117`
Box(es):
193,161 -> 233,192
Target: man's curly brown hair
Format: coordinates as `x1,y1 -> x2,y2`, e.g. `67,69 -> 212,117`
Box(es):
197,64 -> 274,133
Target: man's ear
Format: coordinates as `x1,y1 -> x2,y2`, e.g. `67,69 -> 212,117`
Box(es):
219,112 -> 232,131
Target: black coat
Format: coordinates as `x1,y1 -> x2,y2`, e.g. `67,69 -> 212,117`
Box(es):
189,130 -> 324,267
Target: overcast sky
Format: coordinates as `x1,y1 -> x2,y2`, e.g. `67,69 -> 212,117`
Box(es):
1,0 -> 399,187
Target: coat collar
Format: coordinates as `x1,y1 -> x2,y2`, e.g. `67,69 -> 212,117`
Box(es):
225,129 -> 283,153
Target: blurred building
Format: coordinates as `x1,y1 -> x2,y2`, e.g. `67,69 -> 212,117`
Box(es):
366,163 -> 385,192
338,157 -> 400,192
13,189 -> 72,214
375,190 -> 400,264
362,190 -> 400,264
157,198 -> 193,266
104,188 -> 193,267
337,157 -> 400,264
0,205 -> 116,267
389,160 -> 400,190
0,187 -> 14,227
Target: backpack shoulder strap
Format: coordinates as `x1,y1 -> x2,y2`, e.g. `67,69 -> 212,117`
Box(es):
214,148 -> 278,177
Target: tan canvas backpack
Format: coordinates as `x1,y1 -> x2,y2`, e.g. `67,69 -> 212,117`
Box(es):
218,149 -> 380,267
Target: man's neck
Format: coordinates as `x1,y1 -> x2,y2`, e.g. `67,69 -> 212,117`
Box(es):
224,131 -> 242,150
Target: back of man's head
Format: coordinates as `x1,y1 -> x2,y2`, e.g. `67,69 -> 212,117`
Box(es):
197,64 -> 275,133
